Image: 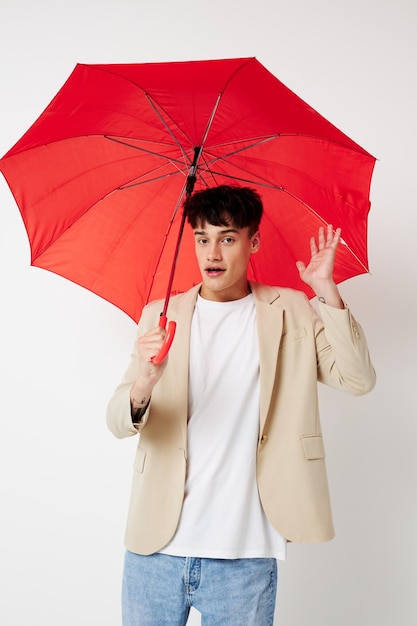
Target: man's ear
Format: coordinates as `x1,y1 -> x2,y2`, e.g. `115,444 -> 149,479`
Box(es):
251,231 -> 261,253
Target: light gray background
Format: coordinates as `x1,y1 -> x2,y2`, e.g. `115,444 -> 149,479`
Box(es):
0,1 -> 415,624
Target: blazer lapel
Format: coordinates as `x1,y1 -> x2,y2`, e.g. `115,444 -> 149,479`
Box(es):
167,285 -> 201,432
252,284 -> 284,435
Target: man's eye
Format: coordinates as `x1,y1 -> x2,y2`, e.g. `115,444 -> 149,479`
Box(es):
198,238 -> 208,245
223,237 -> 234,244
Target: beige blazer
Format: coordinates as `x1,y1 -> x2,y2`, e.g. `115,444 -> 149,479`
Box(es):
107,283 -> 376,555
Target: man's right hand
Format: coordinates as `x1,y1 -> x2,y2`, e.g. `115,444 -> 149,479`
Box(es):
130,325 -> 168,414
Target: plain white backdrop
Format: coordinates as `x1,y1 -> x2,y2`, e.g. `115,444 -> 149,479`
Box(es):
0,1 -> 416,624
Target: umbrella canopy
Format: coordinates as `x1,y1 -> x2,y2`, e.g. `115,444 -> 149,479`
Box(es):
0,57 -> 375,323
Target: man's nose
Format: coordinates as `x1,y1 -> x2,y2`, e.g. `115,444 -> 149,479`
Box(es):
207,243 -> 221,261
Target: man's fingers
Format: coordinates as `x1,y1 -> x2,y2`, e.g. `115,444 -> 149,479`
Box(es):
318,226 -> 326,250
138,327 -> 167,360
296,260 -> 306,275
310,235 -> 318,256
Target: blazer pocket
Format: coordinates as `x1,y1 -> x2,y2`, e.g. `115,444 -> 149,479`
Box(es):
301,435 -> 325,460
133,447 -> 147,473
280,326 -> 307,348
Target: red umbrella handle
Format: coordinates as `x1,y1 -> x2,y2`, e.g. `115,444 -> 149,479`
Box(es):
151,315 -> 176,365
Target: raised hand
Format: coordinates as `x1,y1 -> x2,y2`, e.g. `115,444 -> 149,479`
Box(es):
296,225 -> 344,309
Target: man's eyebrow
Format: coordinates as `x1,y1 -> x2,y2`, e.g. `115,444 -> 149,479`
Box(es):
193,228 -> 240,236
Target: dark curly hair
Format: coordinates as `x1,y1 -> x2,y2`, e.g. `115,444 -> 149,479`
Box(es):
184,185 -> 263,236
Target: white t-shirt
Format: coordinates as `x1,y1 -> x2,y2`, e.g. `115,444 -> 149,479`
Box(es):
160,293 -> 286,560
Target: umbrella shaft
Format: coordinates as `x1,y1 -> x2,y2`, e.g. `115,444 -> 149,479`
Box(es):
161,208 -> 186,318
161,147 -> 201,317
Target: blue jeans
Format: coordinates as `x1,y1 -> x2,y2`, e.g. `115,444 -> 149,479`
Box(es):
122,551 -> 277,625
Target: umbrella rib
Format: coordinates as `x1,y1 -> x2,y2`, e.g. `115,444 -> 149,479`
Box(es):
88,63 -> 196,165
119,166 -> 187,190
200,131 -> 365,166
144,90 -> 222,175
206,134 -> 279,161
176,135 -> 280,191
198,168 -> 284,191
105,135 -> 186,167
200,94 -> 222,147
207,132 -> 371,157
145,94 -> 191,169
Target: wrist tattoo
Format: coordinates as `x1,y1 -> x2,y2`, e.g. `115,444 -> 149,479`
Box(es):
132,396 -> 146,405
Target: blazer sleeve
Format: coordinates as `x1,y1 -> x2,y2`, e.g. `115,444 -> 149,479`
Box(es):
315,302 -> 376,395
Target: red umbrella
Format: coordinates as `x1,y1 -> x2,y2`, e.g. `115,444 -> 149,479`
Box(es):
0,57 -> 375,361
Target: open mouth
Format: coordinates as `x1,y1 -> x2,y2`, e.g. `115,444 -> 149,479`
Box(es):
206,267 -> 225,276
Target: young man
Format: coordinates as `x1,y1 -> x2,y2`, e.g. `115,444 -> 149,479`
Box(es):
107,185 -> 376,626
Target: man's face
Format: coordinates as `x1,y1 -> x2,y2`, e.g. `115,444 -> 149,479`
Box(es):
193,220 -> 260,301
